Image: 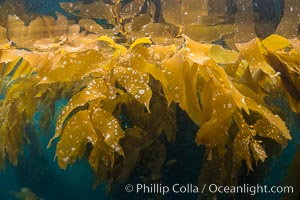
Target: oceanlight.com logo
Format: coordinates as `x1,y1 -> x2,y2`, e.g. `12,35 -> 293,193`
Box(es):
208,184 -> 294,196
124,183 -> 294,196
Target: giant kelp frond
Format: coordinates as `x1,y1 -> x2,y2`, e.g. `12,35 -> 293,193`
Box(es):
0,0 -> 300,191
237,34 -> 300,113
0,77 -> 39,166
262,35 -> 300,113
55,108 -> 125,169
37,35 -> 174,182
157,36 -> 291,173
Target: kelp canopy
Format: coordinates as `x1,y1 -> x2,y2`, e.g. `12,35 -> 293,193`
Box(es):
0,0 -> 300,194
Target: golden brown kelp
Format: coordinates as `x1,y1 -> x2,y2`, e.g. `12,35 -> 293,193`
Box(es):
1,32 -> 294,186
0,0 -> 300,196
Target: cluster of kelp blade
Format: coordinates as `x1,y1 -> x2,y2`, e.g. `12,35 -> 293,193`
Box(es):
0,0 -> 300,195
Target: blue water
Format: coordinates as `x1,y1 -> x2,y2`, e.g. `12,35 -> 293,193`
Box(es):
25,0 -> 76,16
260,112 -> 300,199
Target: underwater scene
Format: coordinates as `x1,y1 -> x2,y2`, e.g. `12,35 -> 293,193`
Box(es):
0,0 -> 300,199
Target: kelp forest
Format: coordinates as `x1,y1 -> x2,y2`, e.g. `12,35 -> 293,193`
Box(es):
0,0 -> 300,199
